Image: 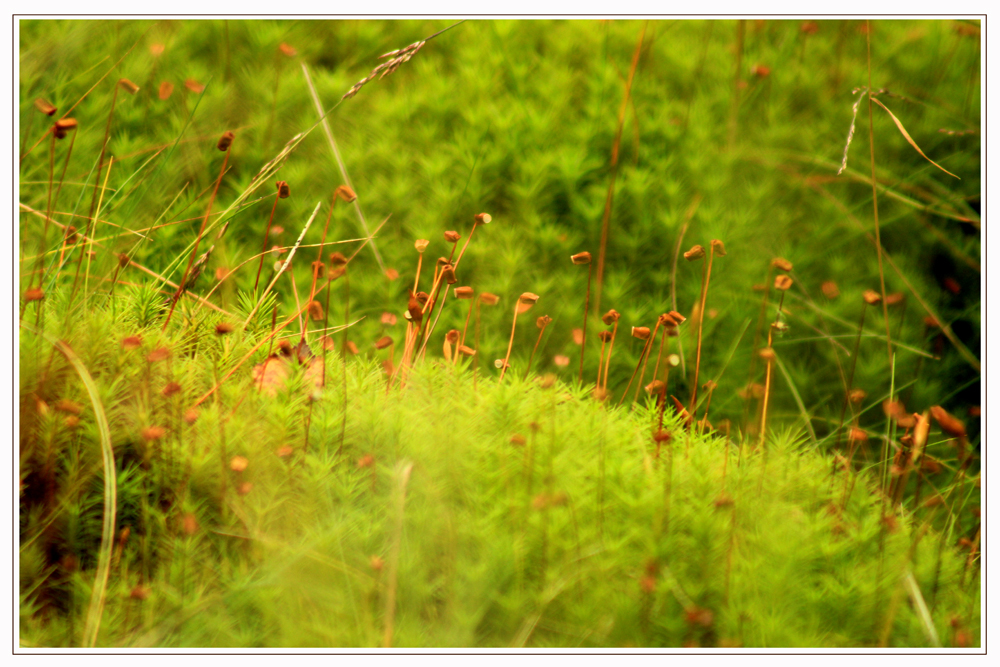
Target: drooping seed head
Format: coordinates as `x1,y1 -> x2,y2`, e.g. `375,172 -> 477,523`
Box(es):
774,275 -> 793,291
598,330 -> 613,342
414,239 -> 430,253
445,329 -> 460,344
441,264 -> 457,284
474,212 -> 492,224
457,345 -> 476,357
122,336 -> 142,350
862,289 -> 881,305
631,326 -> 651,340
329,252 -> 348,266
276,181 -> 290,198
34,98 -> 56,116
516,292 -> 540,314
53,118 -> 77,139
454,286 -> 474,300
710,239 -> 727,256
334,184 -> 357,202
684,245 -> 706,261
602,309 -> 620,325
444,230 -> 461,243
328,266 -> 347,280
930,406 -> 966,438
146,347 -> 171,363
374,335 -> 393,350
537,315 -> 552,329
436,256 -> 451,268
118,78 -> 140,94
571,251 -> 592,265
772,257 -> 793,272
414,291 -> 429,306
658,312 -> 678,327
510,433 -> 527,446
668,310 -> 687,324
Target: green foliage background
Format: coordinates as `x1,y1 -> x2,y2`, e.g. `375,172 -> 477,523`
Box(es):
18,19 -> 980,648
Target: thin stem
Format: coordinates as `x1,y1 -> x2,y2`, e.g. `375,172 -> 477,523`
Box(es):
254,192 -> 282,292
689,247 -> 715,423
499,303 -> 519,383
602,321 -> 619,392
578,263 -> 592,384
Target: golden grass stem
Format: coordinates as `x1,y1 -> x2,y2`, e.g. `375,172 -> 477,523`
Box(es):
499,302 -> 519,383
254,191 -> 282,293
578,263 -> 592,384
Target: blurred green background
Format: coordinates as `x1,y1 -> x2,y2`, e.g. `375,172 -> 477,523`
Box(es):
19,18 -> 981,440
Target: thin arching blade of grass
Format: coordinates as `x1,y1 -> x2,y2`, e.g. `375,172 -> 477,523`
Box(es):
771,351 -> 818,446
776,153 -> 977,225
23,324 -> 116,648
302,62 -> 385,272
870,96 -> 960,180
241,201 -> 322,329
904,570 -> 942,647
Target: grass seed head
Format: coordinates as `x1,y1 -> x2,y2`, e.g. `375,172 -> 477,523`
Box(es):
441,264 -> 457,284
571,251 -> 592,265
602,309 -> 620,325
537,315 -> 552,329
599,330 -> 613,342
710,239 -> 727,256
444,230 -> 461,243
276,180 -> 290,198
772,257 -> 793,272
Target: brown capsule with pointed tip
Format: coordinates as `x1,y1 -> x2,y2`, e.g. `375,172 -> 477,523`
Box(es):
444,230 -> 461,243
276,181 -> 290,198
571,251 -> 592,265
684,245 -> 705,261
333,184 -> 356,202
658,312 -> 678,327
774,275 -> 793,291
602,309 -> 620,325
217,131 -> 234,151
668,310 -> 687,324
537,315 -> 552,329
711,240 -> 727,256
631,326 -> 651,340
441,264 -> 457,284
454,286 -> 474,300
598,330 -> 613,342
